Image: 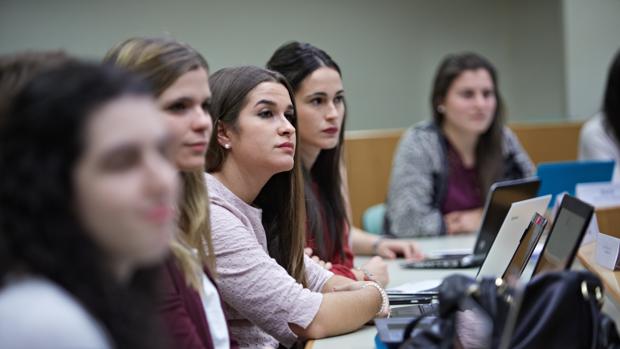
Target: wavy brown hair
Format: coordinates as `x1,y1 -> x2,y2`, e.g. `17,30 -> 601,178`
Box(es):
431,52 -> 505,198
206,66 -> 307,286
104,37 -> 214,291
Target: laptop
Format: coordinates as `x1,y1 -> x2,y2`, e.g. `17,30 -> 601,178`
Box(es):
536,160 -> 614,205
402,177 -> 540,269
387,195 -> 593,325
529,195 -> 594,277
501,212 -> 548,280
475,195 -> 551,279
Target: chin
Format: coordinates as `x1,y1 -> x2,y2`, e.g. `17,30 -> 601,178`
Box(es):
177,158 -> 206,172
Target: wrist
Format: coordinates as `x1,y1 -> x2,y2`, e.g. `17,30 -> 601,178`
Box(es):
361,281 -> 390,317
371,237 -> 384,255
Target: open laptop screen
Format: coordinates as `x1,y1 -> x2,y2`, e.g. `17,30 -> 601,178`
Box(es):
532,195 -> 593,275
472,178 -> 541,256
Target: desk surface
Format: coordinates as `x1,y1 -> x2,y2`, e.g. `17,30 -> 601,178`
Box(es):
308,234 -> 478,349
577,242 -> 620,304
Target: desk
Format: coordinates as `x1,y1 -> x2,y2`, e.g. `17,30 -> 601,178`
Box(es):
578,243 -> 620,304
309,237 -> 620,349
308,234 -> 478,349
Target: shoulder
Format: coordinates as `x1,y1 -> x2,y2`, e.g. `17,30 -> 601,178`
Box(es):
397,121 -> 442,155
581,113 -> 606,138
0,277 -> 110,348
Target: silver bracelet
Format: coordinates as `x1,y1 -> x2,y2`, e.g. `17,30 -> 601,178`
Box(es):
361,281 -> 390,317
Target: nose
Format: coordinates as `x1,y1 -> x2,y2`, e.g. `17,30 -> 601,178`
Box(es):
192,106 -> 212,136
325,101 -> 339,121
474,93 -> 487,108
278,114 -> 295,137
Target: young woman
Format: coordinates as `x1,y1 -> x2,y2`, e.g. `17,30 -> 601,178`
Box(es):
579,48 -> 620,182
266,41 -> 423,286
206,66 -> 389,348
386,52 -> 535,237
104,37 -> 235,349
0,62 -> 177,348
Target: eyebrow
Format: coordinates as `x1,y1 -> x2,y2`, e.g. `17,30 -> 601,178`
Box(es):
306,90 -> 345,98
254,99 -> 277,107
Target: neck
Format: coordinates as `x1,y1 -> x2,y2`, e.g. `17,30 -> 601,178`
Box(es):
442,123 -> 479,167
300,143 -> 321,170
110,260 -> 132,284
214,159 -> 270,204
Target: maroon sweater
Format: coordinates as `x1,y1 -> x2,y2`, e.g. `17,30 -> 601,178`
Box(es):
159,258 -> 238,349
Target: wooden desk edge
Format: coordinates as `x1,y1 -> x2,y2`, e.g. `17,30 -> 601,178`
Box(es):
577,244 -> 620,305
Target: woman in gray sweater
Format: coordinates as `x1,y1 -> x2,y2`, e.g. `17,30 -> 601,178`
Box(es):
386,53 -> 534,238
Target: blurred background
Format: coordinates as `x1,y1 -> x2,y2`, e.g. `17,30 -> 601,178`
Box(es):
1,0 -> 618,130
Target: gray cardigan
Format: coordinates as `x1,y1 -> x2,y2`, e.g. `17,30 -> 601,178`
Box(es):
385,121 -> 535,237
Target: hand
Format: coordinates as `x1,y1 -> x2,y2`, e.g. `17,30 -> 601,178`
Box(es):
304,247 -> 332,270
444,208 -> 483,235
360,256 -> 389,287
374,239 -> 425,261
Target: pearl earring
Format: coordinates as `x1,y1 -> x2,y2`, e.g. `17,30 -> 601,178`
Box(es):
223,144 -> 231,149
437,105 -> 446,113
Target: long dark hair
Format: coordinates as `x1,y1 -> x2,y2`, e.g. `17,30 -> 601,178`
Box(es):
0,62 -> 165,349
431,52 -> 505,199
603,49 -> 620,142
267,41 -> 348,261
206,66 -> 308,286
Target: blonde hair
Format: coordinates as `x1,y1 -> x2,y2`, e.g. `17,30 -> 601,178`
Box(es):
104,37 -> 214,291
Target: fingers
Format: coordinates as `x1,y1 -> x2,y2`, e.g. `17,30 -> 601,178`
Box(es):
325,262 -> 332,270
304,247 -> 313,256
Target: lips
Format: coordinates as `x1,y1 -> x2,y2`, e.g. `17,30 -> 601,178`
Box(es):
277,141 -> 295,153
322,127 -> 339,135
185,141 -> 207,152
145,205 -> 175,225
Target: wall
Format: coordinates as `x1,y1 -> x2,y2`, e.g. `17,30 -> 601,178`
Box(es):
562,0 -> 620,120
0,0 -> 573,130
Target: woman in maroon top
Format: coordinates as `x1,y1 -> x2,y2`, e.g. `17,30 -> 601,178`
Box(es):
267,42 -> 424,285
105,37 -> 237,349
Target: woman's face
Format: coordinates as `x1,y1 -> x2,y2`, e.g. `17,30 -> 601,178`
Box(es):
220,81 -> 296,177
440,68 -> 496,136
74,96 -> 179,279
295,67 -> 345,153
158,67 -> 212,172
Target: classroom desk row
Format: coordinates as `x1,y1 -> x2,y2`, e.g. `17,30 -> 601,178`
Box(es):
307,235 -> 620,349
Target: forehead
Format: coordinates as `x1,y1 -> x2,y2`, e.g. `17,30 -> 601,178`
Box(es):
158,67 -> 210,100
299,67 -> 343,93
85,96 -> 165,150
245,81 -> 292,107
450,69 -> 494,90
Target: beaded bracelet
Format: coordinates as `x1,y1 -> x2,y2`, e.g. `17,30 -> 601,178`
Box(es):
361,281 -> 390,317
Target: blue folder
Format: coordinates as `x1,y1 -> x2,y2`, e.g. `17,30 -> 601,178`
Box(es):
536,160 -> 614,204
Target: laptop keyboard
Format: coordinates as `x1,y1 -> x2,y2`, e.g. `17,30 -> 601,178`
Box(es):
391,303 -> 439,317
403,258 -> 464,268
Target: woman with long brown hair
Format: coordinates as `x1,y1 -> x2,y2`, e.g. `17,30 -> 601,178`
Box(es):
206,65 -> 388,348
386,52 -> 535,237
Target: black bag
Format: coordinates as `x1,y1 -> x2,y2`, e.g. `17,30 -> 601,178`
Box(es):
399,270 -> 620,349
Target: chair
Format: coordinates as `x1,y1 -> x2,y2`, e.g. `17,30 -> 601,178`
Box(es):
362,203 -> 386,235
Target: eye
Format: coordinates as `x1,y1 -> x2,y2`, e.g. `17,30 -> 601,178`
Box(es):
258,109 -> 273,118
334,95 -> 345,104
102,149 -> 140,172
310,97 -> 323,106
460,90 -> 474,98
166,101 -> 189,114
482,90 -> 494,99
